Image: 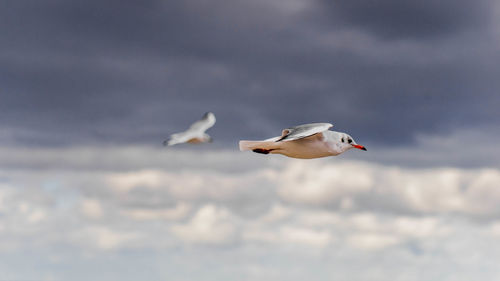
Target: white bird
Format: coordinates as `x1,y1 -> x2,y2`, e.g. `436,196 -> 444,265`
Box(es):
239,123 -> 366,159
163,112 -> 216,146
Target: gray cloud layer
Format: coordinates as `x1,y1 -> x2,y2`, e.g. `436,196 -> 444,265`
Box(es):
316,0 -> 491,39
1,0 -> 499,146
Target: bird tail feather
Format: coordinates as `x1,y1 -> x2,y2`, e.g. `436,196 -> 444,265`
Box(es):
239,140 -> 278,151
164,137 -> 180,146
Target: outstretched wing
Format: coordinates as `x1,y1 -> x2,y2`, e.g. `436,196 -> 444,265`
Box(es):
188,112 -> 216,133
163,131 -> 196,146
276,123 -> 333,142
163,112 -> 216,146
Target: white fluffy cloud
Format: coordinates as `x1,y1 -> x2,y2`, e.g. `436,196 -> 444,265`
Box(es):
71,226 -> 140,250
1,145 -> 500,280
275,161 -> 373,205
121,202 -> 191,221
171,204 -> 237,244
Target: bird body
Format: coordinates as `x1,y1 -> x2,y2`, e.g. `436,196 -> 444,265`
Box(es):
239,123 -> 366,159
164,112 -> 216,146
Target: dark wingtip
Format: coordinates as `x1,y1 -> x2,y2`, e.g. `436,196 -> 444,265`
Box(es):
252,148 -> 271,154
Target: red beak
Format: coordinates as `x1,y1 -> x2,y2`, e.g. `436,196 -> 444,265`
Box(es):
352,144 -> 367,151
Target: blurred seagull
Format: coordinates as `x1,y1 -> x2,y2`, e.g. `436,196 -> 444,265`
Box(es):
239,123 -> 366,159
163,112 -> 216,146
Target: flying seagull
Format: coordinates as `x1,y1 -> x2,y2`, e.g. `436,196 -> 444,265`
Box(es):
163,112 -> 216,146
239,123 -> 366,159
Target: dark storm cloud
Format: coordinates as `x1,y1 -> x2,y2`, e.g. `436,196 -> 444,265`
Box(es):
1,0 -> 499,147
315,0 -> 490,39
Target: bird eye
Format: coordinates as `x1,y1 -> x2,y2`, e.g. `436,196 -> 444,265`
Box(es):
341,138 -> 344,143
348,139 -> 352,144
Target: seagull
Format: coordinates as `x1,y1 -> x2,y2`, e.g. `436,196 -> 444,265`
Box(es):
239,123 -> 366,159
163,112 -> 216,146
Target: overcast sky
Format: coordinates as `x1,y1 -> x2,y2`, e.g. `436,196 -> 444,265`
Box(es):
1,0 -> 499,147
1,1 -> 500,280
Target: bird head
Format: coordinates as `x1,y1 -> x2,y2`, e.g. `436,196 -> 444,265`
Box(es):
338,133 -> 366,152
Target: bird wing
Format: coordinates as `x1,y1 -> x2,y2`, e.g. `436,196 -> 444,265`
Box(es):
276,123 -> 333,142
163,131 -> 196,146
163,112 -> 215,146
188,112 -> 216,133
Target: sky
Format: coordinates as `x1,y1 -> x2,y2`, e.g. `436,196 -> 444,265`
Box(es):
1,0 -> 500,280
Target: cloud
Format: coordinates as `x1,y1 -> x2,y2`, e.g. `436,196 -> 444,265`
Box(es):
314,0 -> 491,39
71,226 -> 140,250
171,204 -> 237,244
80,199 -> 104,219
1,145 -> 500,279
463,169 -> 500,215
352,127 -> 500,168
2,142 -> 500,221
276,226 -> 334,247
1,0 -> 499,147
244,225 -> 334,248
275,160 -> 373,205
345,213 -> 451,250
121,202 -> 191,221
347,233 -> 400,250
